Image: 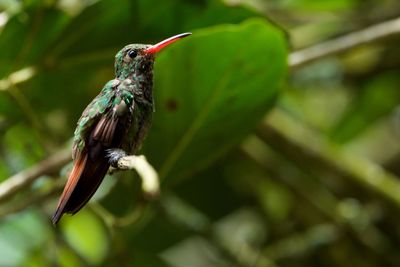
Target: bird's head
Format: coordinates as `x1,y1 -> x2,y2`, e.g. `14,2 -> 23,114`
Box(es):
115,33 -> 191,80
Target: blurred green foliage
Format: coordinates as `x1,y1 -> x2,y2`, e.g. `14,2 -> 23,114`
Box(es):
1,0 -> 400,266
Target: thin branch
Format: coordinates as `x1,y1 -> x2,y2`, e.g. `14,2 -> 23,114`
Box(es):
0,149 -> 159,209
0,185 -> 61,219
0,148 -> 70,203
112,154 -> 160,198
89,201 -> 148,229
289,16 -> 400,68
259,110 -> 400,208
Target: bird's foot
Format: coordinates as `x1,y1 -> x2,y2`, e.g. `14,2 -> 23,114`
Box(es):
107,148 -> 127,168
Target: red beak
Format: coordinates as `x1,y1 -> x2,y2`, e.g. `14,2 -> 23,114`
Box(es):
145,32 -> 192,54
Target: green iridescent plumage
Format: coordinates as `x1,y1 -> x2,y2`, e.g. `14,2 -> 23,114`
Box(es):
72,44 -> 155,159
73,80 -> 115,154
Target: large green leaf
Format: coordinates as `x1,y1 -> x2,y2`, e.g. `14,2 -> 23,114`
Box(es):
143,18 -> 288,183
0,0 -> 261,122
135,0 -> 263,39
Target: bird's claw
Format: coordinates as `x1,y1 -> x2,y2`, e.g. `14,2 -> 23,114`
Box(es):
107,148 -> 127,167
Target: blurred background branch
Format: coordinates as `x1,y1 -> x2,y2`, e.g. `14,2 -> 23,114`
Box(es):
289,16 -> 400,68
0,147 -> 69,203
1,1 -> 400,266
258,110 -> 400,207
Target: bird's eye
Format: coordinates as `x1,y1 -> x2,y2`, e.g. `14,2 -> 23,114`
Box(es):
128,49 -> 138,59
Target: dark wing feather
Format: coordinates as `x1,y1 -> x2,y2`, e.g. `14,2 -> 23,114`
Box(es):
52,115 -> 122,225
52,83 -> 137,225
52,152 -> 88,224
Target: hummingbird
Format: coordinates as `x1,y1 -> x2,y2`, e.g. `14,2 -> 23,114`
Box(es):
52,33 -> 191,225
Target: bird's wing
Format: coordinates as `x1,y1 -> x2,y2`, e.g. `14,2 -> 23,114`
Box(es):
72,80 -> 117,159
52,82 -> 119,225
52,116 -> 119,225
52,85 -> 136,225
